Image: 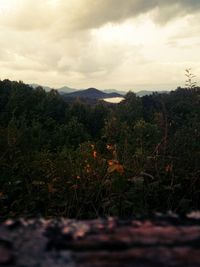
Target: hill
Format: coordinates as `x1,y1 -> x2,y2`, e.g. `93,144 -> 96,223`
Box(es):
30,84 -> 76,94
103,89 -> 126,95
135,90 -> 168,97
57,86 -> 76,94
29,83 -> 53,92
65,87 -> 122,99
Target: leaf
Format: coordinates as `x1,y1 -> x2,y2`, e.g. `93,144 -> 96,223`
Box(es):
108,164 -> 118,173
107,160 -> 124,174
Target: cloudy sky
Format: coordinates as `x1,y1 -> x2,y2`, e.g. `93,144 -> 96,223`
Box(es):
0,0 -> 200,91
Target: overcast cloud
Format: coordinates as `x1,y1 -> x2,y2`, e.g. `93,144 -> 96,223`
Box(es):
0,0 -> 200,91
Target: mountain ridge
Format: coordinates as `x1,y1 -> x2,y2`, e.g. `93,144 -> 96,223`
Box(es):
65,87 -> 122,99
29,83 -> 168,98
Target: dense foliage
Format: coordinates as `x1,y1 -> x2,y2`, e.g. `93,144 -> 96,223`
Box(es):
0,79 -> 200,218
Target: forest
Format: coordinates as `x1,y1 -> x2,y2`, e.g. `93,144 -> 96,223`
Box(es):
0,79 -> 200,219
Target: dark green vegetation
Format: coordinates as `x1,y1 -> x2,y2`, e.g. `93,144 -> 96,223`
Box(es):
0,79 -> 200,219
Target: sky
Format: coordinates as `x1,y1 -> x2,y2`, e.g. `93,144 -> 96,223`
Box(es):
0,0 -> 200,91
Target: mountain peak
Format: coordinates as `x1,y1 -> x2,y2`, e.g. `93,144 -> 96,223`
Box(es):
64,87 -> 122,99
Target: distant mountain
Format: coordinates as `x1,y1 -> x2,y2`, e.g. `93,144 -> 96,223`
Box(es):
29,84 -> 76,94
57,86 -> 76,94
104,89 -> 169,97
29,83 -> 169,98
29,83 -> 53,92
65,88 -> 122,99
135,90 -> 154,97
103,89 -> 126,95
136,90 -> 168,97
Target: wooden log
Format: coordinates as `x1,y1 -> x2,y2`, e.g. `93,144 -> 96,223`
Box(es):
0,215 -> 199,266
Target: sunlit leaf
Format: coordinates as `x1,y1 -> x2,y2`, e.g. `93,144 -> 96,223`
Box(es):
107,160 -> 124,174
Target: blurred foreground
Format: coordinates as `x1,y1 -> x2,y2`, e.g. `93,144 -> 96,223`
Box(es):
0,214 -> 200,267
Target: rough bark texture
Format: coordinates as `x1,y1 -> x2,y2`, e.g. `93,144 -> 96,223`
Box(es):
0,214 -> 200,267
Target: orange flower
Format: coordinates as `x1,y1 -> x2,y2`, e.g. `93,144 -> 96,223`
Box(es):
108,159 -> 116,166
165,164 -> 173,173
93,151 -> 97,158
107,160 -> 124,174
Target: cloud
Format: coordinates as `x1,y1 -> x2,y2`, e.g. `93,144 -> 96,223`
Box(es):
1,0 -> 55,31
0,0 -> 200,90
2,0 -> 200,34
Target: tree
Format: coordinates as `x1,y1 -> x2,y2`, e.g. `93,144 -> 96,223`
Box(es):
185,68 -> 197,89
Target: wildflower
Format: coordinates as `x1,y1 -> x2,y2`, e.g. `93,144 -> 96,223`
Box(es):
107,160 -> 124,174
165,164 -> 173,173
93,151 -> 97,158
